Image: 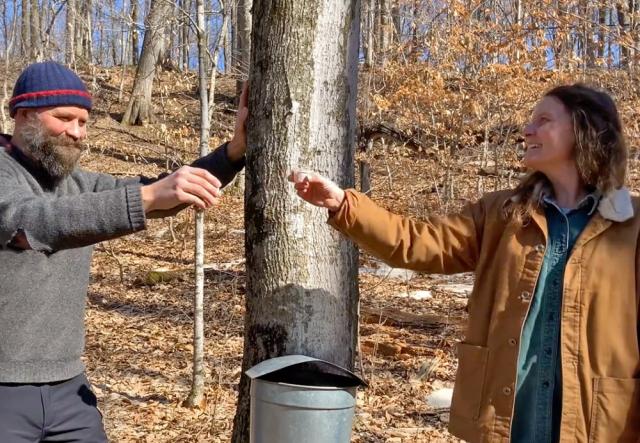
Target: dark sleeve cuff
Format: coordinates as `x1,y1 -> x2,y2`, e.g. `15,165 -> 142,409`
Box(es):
189,142 -> 245,188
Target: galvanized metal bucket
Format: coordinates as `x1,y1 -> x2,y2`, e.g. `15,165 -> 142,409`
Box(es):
246,355 -> 367,443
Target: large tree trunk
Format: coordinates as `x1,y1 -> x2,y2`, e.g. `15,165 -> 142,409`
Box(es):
121,0 -> 173,126
231,1 -> 360,441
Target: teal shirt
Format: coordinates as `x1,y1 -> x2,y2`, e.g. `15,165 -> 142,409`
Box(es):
510,195 -> 598,443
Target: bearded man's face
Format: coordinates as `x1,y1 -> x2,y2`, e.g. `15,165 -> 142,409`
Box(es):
18,106 -> 89,180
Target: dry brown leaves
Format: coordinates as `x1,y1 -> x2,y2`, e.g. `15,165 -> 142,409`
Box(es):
13,56 -> 638,442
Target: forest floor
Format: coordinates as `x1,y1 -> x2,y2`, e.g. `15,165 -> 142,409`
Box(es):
10,66 -> 639,442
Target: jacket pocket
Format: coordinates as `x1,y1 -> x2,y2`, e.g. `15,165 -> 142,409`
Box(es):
589,377 -> 640,443
450,342 -> 489,420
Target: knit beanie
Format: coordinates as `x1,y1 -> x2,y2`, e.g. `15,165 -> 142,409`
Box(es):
9,61 -> 92,117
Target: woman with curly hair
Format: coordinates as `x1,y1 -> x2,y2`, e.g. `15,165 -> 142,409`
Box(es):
290,84 -> 640,443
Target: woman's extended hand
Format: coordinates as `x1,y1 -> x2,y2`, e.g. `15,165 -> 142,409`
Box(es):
288,170 -> 346,212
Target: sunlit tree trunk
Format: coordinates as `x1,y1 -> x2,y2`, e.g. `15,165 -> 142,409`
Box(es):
231,0 -> 361,441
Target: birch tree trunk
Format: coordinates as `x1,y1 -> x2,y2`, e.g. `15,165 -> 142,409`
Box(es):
231,0 -> 360,440
183,0 -> 210,410
121,0 -> 173,125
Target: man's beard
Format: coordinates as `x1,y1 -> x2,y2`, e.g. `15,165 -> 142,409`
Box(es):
20,116 -> 87,181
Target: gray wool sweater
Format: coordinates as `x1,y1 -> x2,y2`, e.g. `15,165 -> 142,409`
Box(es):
0,137 -> 244,382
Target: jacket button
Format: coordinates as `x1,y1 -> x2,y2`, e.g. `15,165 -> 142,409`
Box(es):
502,386 -> 512,395
520,291 -> 531,301
508,338 -> 517,346
535,244 -> 545,253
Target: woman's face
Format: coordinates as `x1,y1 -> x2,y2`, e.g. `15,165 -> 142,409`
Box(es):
523,96 -> 576,176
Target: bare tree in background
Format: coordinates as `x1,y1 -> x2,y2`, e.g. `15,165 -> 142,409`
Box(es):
121,0 -> 173,125
131,0 -> 139,65
21,0 -> 30,56
1,0 -> 18,133
65,0 -> 76,65
234,0 -> 251,92
29,0 -> 41,60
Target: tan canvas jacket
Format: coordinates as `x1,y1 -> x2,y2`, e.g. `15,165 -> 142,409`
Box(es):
329,188 -> 640,443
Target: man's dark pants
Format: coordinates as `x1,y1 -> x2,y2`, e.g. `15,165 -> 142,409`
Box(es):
0,373 -> 107,442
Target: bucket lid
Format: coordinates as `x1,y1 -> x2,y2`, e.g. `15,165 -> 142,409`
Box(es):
246,355 -> 367,388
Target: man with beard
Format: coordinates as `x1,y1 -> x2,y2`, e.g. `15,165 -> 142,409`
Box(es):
0,61 -> 247,441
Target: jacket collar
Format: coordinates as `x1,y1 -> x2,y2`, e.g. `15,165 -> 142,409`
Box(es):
528,180 -> 634,223
597,187 -> 634,222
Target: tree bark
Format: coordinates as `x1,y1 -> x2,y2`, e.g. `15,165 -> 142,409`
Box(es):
618,2 -> 629,68
363,0 -> 374,66
231,0 -> 360,441
222,5 -> 232,74
131,0 -> 139,65
1,0 -> 18,133
83,0 -> 93,63
391,2 -> 401,44
229,0 -> 252,195
21,0 -> 30,56
180,0 -> 191,70
631,0 -> 639,69
65,0 -> 76,65
121,0 -> 173,126
30,0 -> 41,60
377,0 -> 391,65
234,0 -> 252,90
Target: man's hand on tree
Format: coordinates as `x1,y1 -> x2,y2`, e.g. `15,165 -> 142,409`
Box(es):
227,81 -> 249,162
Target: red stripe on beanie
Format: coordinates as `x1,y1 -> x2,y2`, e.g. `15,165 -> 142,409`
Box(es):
10,89 -> 92,105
